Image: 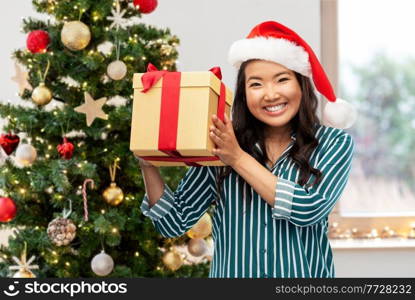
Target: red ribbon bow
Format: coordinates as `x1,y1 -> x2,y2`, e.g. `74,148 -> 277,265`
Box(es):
141,63 -> 223,92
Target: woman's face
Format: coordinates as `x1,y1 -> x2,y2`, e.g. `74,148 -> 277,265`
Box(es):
244,60 -> 302,131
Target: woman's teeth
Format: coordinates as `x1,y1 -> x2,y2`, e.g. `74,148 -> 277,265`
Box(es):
264,103 -> 286,112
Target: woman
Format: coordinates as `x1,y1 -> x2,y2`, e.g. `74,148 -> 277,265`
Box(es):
138,21 -> 356,278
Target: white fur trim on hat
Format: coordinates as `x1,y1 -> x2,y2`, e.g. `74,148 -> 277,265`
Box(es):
323,98 -> 358,129
228,37 -> 312,77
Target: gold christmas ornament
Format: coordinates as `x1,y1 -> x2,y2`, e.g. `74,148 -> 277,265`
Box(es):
32,60 -> 52,106
74,92 -> 108,126
15,144 -> 37,167
102,159 -> 124,206
9,242 -> 39,278
31,83 -> 52,106
61,21 -> 91,51
107,60 -> 127,80
187,238 -> 208,257
13,268 -> 36,278
186,213 -> 212,239
162,250 -> 183,271
103,182 -> 124,206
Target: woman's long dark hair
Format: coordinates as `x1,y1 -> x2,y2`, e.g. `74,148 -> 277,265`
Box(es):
215,59 -> 323,203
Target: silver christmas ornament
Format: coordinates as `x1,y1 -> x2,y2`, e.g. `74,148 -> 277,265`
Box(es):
91,250 -> 114,276
15,144 -> 37,166
107,60 -> 127,80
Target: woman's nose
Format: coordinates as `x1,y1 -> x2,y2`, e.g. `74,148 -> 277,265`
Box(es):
263,85 -> 279,101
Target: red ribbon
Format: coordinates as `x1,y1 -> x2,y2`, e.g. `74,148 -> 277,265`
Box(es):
139,63 -> 227,166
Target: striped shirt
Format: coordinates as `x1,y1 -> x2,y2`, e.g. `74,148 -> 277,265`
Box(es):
140,124 -> 355,278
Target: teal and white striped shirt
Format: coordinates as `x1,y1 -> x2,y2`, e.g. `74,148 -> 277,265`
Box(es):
140,124 -> 355,278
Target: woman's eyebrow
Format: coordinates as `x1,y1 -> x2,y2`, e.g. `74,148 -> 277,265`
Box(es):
246,71 -> 291,81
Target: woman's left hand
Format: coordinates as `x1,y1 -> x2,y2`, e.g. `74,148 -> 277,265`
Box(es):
209,113 -> 244,167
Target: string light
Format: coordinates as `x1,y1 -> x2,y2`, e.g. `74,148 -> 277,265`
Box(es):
48,145 -> 53,150
52,251 -> 57,256
19,189 -> 26,194
65,261 -> 70,267
106,124 -> 111,129
92,11 -> 100,21
101,209 -> 106,214
112,228 -> 118,233
134,252 -> 140,257
45,154 -> 50,159
14,180 -> 19,184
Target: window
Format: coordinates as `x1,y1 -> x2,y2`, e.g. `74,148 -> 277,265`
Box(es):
322,0 -> 415,239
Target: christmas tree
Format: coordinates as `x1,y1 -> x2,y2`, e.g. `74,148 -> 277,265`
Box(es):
0,0 -> 212,277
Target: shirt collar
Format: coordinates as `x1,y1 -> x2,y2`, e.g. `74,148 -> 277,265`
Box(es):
254,131 -> 296,154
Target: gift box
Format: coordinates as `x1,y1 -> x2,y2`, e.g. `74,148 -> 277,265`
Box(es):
130,64 -> 234,166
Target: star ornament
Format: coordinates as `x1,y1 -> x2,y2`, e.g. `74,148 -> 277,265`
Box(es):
11,62 -> 33,95
107,1 -> 128,30
74,92 -> 108,126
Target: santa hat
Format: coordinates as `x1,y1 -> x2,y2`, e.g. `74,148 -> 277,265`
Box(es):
228,21 -> 357,129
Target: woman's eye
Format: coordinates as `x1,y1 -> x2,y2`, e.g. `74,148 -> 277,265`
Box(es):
278,78 -> 289,82
249,82 -> 261,87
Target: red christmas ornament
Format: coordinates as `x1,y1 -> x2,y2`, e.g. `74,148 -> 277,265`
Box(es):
0,133 -> 20,155
57,137 -> 74,159
133,0 -> 158,14
26,30 -> 50,54
0,197 -> 17,223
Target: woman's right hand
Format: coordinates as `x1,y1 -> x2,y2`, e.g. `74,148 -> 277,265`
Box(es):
134,154 -> 156,168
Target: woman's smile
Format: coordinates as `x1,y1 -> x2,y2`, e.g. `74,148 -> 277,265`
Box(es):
262,103 -> 288,116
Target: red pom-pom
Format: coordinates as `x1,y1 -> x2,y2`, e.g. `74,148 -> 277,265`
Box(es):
133,0 -> 158,14
57,137 -> 74,160
26,30 -> 50,53
0,197 -> 17,223
0,133 -> 20,155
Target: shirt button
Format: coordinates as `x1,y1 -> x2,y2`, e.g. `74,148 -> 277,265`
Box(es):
262,249 -> 267,253
264,221 -> 267,226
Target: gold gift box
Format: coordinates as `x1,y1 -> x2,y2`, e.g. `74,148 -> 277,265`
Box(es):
130,71 -> 234,166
